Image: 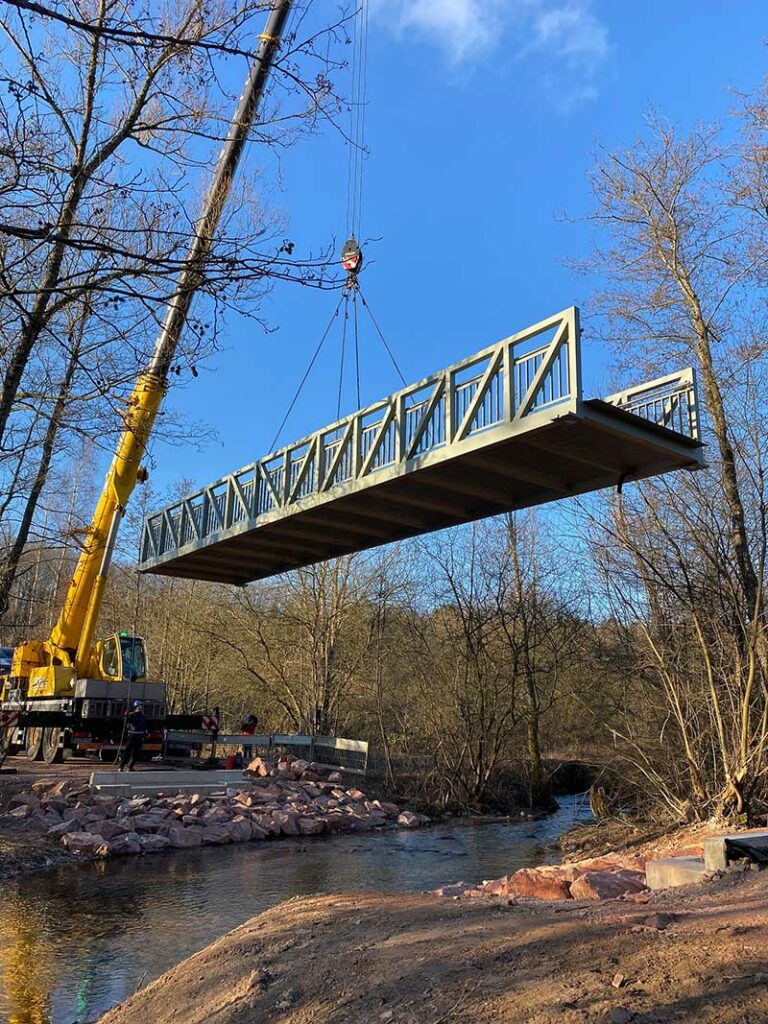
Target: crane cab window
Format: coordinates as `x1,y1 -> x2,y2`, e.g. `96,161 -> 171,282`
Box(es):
101,638 -> 119,678
100,635 -> 147,681
120,636 -> 147,682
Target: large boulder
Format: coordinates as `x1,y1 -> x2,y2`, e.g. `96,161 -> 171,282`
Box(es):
138,834 -> 172,854
41,795 -> 68,815
570,870 -> 648,901
298,817 -> 325,835
272,812 -> 300,836
252,784 -> 283,802
129,814 -> 166,833
507,867 -> 575,901
99,832 -> 142,857
8,804 -> 33,821
123,797 -> 151,814
226,818 -> 253,843
246,757 -> 273,777
49,779 -> 88,798
91,820 -> 132,840
92,795 -> 120,816
252,814 -> 281,837
61,831 -> 107,856
202,824 -> 231,845
10,792 -> 41,810
201,807 -> 231,825
166,826 -> 204,849
397,811 -> 423,829
47,821 -> 75,839
324,812 -> 349,832
374,800 -> 400,818
62,805 -> 90,825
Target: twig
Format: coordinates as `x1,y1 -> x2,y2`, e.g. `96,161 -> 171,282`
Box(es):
430,981 -> 481,1023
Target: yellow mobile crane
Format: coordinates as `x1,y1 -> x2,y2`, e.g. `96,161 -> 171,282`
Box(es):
0,1 -> 293,765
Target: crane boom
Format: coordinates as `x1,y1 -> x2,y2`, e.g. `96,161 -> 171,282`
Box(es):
14,0 -> 293,690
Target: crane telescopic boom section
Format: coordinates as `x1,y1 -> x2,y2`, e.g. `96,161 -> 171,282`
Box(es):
26,0 -> 293,685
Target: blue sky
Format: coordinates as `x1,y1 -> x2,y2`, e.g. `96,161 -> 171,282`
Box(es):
147,0 -> 766,498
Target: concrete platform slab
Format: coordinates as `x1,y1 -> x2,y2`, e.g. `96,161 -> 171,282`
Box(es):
646,856 -> 708,890
704,830 -> 768,871
90,769 -> 246,797
96,782 -> 243,798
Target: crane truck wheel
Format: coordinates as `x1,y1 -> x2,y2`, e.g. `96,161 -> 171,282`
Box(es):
42,728 -> 64,764
25,727 -> 44,760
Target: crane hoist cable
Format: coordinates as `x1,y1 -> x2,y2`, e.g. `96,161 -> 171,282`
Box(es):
341,0 -> 369,290
337,292 -> 350,419
356,284 -> 407,388
269,0 -> 409,448
267,291 -> 346,453
345,0 -> 369,241
353,285 -> 361,407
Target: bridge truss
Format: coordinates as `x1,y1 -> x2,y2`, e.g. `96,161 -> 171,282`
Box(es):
139,307 -> 703,584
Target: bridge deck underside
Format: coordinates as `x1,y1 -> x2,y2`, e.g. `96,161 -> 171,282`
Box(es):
142,401 -> 702,586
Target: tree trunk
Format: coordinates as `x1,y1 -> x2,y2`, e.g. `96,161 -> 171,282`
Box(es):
0,341 -> 79,618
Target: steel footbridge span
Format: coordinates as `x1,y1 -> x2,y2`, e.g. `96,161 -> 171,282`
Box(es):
138,307 -> 704,585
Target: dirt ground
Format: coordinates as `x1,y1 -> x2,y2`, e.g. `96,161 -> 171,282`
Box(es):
0,755 -> 94,801
98,869 -> 768,1024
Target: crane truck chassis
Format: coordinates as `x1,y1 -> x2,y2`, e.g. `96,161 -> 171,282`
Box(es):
0,636 -> 206,763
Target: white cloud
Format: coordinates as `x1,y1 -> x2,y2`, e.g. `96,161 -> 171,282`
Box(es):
528,3 -> 609,73
372,0 -> 610,106
377,0 -> 508,60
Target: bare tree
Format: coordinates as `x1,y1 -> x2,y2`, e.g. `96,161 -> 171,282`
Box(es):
0,0 -> 346,615
585,113 -> 767,618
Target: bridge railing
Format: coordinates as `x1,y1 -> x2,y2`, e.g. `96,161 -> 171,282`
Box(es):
604,367 -> 699,439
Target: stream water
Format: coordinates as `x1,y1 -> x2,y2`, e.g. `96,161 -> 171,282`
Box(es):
0,792 -> 591,1024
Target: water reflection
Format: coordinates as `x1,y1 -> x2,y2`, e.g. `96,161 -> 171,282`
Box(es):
0,794 -> 590,1024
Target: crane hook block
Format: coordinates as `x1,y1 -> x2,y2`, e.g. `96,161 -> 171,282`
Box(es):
341,236 -> 363,276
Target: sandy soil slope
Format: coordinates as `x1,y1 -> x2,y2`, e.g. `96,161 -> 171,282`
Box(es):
99,869 -> 768,1024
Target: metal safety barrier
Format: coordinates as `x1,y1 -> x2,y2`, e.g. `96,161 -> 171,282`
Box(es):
164,731 -> 369,776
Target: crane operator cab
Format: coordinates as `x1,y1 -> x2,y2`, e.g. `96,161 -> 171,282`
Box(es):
97,633 -> 148,683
